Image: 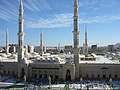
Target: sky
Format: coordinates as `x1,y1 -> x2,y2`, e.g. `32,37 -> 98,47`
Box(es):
0,0 -> 120,47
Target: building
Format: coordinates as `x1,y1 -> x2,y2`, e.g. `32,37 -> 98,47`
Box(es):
64,45 -> 73,54
91,45 -> 97,53
108,45 -> 115,52
0,0 -> 120,82
9,44 -> 17,53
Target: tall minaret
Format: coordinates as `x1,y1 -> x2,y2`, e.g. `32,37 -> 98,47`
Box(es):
18,0 -> 24,78
83,24 -> 88,56
44,41 -> 46,53
85,25 -> 88,56
73,0 -> 80,80
58,43 -> 60,52
18,0 -> 24,61
40,32 -> 43,56
6,29 -> 9,54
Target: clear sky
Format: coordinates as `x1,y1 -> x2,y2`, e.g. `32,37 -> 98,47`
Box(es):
0,0 -> 120,47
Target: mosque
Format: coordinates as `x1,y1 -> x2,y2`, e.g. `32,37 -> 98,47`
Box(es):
0,0 -> 120,82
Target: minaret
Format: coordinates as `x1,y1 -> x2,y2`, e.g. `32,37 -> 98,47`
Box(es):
83,24 -> 88,56
85,25 -> 88,56
6,29 -> 9,54
40,32 -> 43,56
73,0 -> 80,80
18,0 -> 24,61
44,41 -> 47,53
58,43 -> 60,52
18,0 -> 24,78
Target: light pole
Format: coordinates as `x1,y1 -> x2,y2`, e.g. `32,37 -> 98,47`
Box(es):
48,75 -> 51,89
80,77 -> 83,89
24,75 -> 27,90
109,78 -> 113,89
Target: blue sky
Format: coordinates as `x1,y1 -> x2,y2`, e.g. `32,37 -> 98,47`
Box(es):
0,0 -> 120,47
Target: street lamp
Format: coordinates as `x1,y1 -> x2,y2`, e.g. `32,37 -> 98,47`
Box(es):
80,77 -> 83,89
109,78 -> 112,89
48,75 -> 51,89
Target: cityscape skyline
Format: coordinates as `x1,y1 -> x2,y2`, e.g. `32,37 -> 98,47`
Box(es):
0,0 -> 120,46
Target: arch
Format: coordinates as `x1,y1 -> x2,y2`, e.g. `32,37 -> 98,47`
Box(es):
66,69 -> 71,81
21,68 -> 25,79
54,75 -> 59,81
34,74 -> 37,79
103,74 -> 106,79
86,74 -> 89,79
43,74 -> 47,79
115,74 -> 118,79
39,74 -> 42,79
8,71 -> 10,75
109,74 -> 111,78
97,74 -> 100,78
4,70 -> 6,75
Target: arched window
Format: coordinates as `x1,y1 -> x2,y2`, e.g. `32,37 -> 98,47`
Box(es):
109,74 -> 111,78
55,75 -> 59,80
21,68 -> 25,79
4,71 -> 6,75
97,74 -> 100,78
43,74 -> 47,79
39,74 -> 42,78
115,74 -> 118,78
86,74 -> 89,78
66,70 -> 71,81
34,74 -> 37,78
103,74 -> 106,79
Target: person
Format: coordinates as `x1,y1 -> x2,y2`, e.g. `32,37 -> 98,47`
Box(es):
86,85 -> 89,90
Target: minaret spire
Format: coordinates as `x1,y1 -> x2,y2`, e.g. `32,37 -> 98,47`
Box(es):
83,24 -> 88,56
73,0 -> 80,80
40,32 -> 43,56
85,24 -> 87,47
6,29 -> 9,54
18,0 -> 24,61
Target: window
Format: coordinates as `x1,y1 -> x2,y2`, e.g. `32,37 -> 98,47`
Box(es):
55,75 -> 59,80
115,74 -> 118,78
109,74 -> 111,78
86,74 -> 89,78
81,58 -> 84,60
98,74 -> 100,78
50,75 -> 53,80
44,74 -> 47,78
39,74 -> 42,78
34,74 -> 37,78
4,71 -> 6,75
103,74 -> 106,78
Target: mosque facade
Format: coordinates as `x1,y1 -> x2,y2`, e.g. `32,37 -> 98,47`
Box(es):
0,0 -> 120,82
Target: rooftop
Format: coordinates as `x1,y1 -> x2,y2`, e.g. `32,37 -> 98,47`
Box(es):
0,53 -> 120,64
